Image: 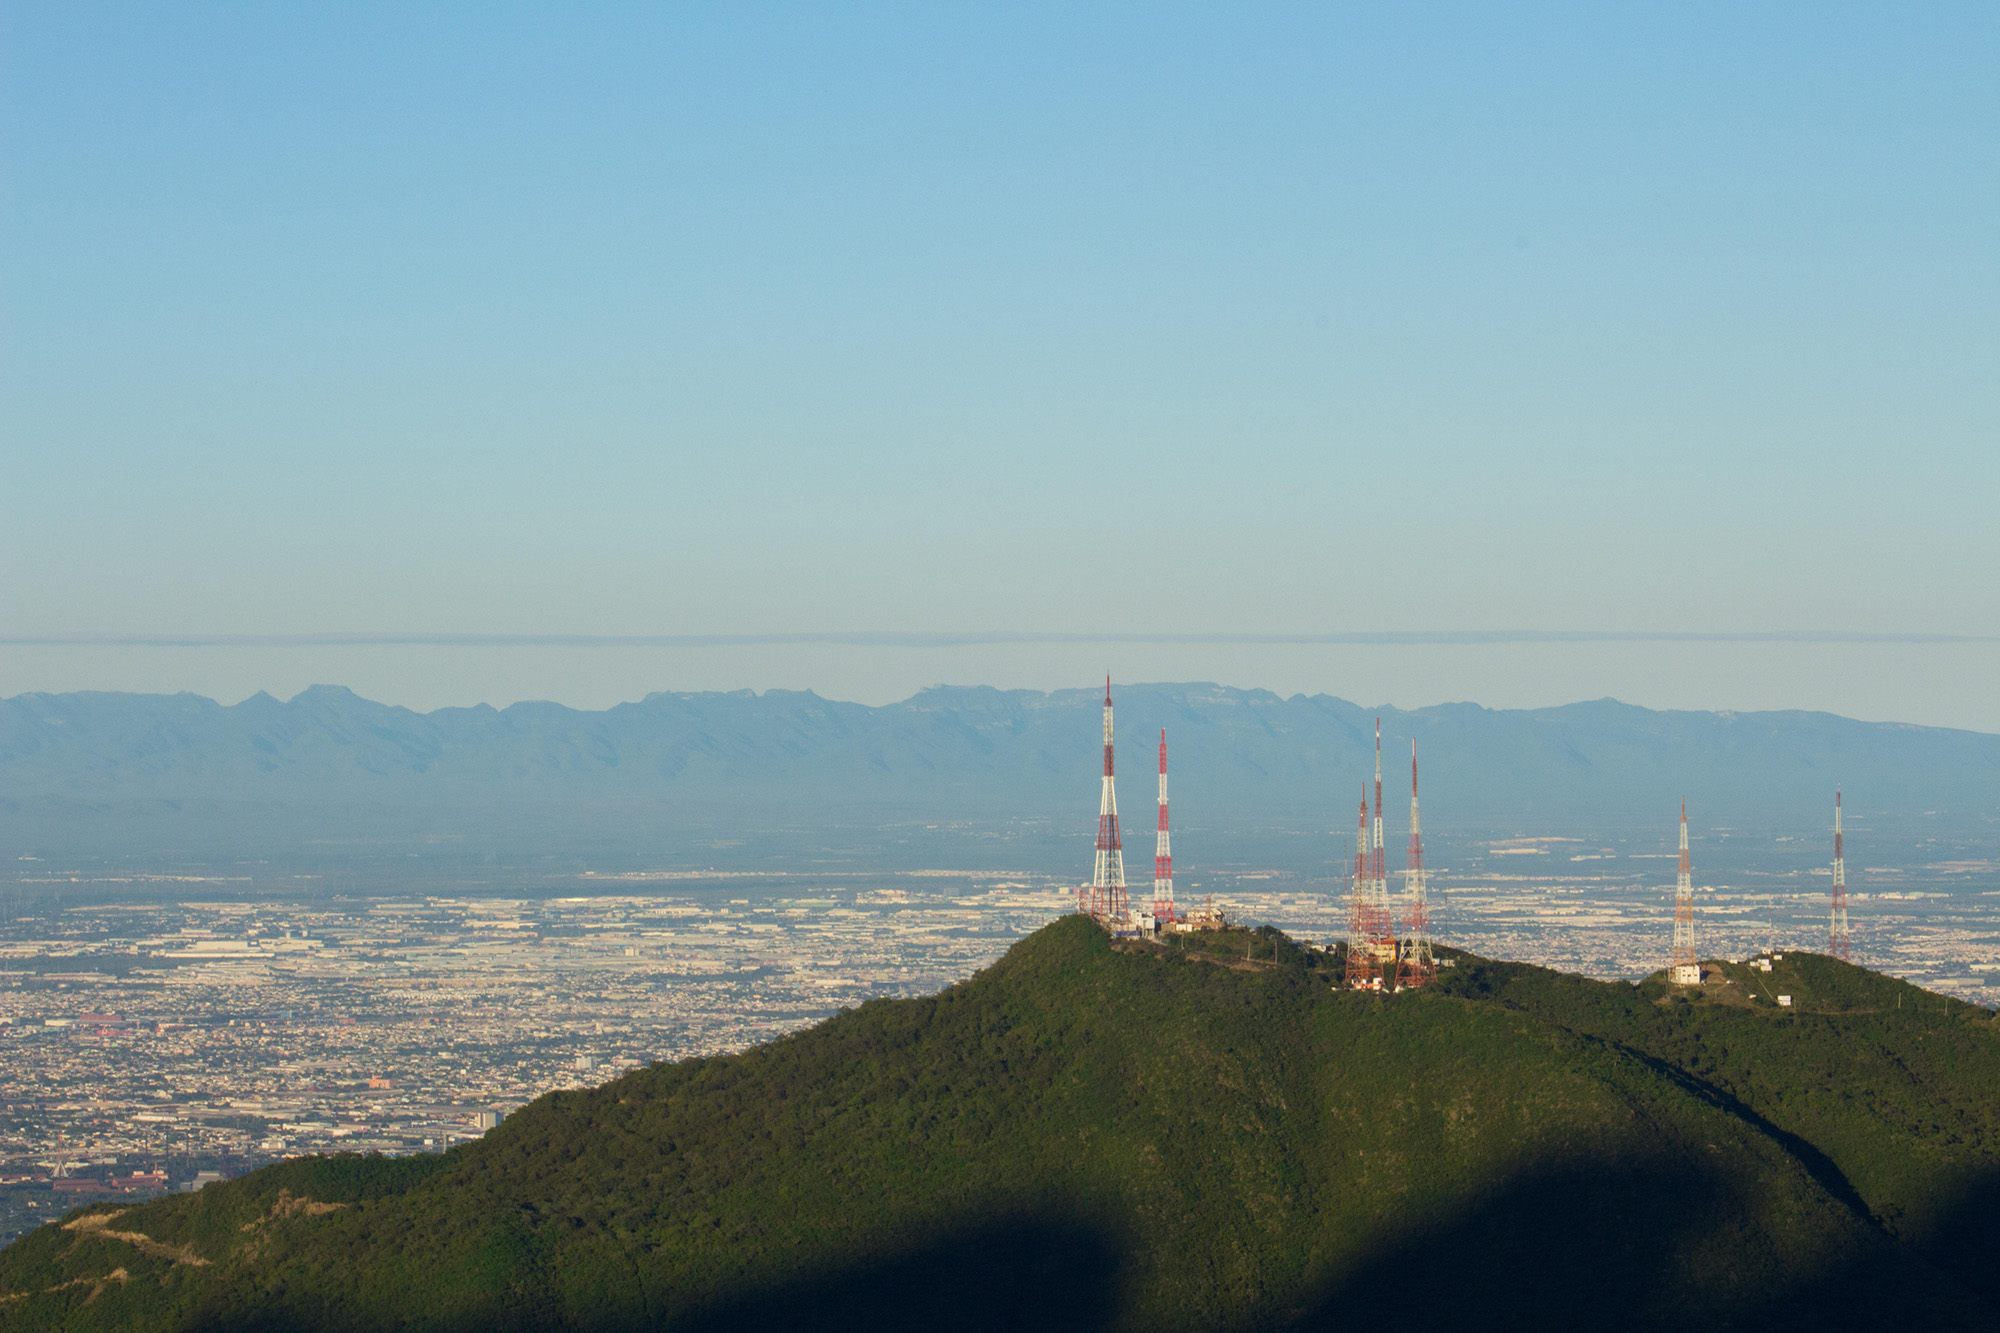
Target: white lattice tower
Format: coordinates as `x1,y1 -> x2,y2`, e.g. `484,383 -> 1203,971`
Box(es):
1372,719 -> 1387,934
1830,790 -> 1850,961
1397,740 -> 1435,988
1345,789 -> 1375,988
1671,802 -> 1699,984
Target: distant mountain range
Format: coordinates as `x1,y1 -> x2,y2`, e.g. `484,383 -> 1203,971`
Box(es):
3,685 -> 1995,843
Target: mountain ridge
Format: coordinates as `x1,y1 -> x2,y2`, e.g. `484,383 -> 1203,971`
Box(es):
6,683 -> 1996,826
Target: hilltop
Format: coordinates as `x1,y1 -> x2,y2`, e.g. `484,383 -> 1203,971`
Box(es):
3,917 -> 1998,1331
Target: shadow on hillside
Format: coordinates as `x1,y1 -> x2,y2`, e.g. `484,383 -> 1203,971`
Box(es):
655,1159 -> 1998,1333
672,1216 -> 1121,1333
1626,1052 -> 1876,1217
1273,1156 -> 1997,1333
1277,1157 -> 1729,1332
1908,1164 -> 2000,1312
181,1159 -> 1999,1333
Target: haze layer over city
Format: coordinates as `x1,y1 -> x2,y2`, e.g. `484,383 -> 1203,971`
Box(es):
3,0 -> 1996,1253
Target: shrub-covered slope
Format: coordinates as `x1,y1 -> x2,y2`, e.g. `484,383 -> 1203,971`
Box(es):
4,917 -> 1997,1332
1438,946 -> 2000,1309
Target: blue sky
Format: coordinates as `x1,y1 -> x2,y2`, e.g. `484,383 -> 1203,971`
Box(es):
3,3 -> 1996,723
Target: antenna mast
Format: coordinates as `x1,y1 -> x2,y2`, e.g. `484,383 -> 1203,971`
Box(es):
1083,676 -> 1128,926
1670,802 -> 1700,984
1397,740 -> 1435,988
1153,729 -> 1175,925
1345,787 -> 1376,988
1830,790 -> 1850,961
1372,719 -> 1387,940
1345,721 -> 1397,989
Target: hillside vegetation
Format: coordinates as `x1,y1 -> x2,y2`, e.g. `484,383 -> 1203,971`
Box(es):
4,916 -> 1997,1331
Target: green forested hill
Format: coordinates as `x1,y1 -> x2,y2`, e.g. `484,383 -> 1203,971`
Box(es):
4,917 -> 1997,1332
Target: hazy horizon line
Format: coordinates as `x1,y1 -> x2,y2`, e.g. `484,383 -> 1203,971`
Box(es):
5,630 -> 1992,649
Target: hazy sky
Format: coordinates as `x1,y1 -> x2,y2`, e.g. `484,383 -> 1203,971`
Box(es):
3,4 -> 1996,725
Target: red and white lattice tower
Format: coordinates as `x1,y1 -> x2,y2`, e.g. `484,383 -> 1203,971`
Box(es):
1396,740 -> 1435,989
1341,721 -> 1399,989
1082,676 -> 1128,925
1670,802 -> 1700,984
1152,729 -> 1176,924
1345,787 -> 1376,988
1829,790 -> 1851,961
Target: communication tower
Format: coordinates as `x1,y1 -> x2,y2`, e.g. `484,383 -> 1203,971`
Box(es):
1345,788 -> 1377,988
1670,802 -> 1700,985
1829,790 -> 1851,961
1372,719 -> 1387,936
1344,721 -> 1399,988
1153,729 -> 1176,924
1081,677 -> 1129,925
1396,741 -> 1435,989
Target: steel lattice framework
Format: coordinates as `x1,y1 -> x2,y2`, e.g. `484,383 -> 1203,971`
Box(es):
1079,677 -> 1129,925
1670,803 -> 1700,984
1346,720 -> 1397,988
1345,789 -> 1378,988
1153,729 -> 1176,924
1396,741 -> 1435,989
1372,720 -> 1387,939
1830,790 -> 1851,961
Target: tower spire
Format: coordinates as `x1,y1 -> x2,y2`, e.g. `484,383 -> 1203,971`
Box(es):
1396,739 -> 1435,988
1830,790 -> 1850,961
1372,719 -> 1386,920
1346,785 -> 1376,989
1152,729 -> 1175,925
1083,676 -> 1128,925
1670,801 -> 1699,984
